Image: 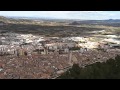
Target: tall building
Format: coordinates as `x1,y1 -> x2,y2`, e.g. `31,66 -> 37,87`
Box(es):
68,51 -> 73,66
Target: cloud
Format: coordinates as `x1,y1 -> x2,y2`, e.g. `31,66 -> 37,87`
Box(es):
0,11 -> 120,20
65,11 -> 120,20
66,11 -> 115,20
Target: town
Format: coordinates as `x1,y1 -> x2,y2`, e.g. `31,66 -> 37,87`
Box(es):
0,31 -> 120,79
1,12 -> 120,78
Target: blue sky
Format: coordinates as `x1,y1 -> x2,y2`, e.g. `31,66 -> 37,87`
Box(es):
0,11 -> 120,20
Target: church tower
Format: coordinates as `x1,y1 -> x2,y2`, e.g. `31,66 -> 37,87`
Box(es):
68,51 -> 73,66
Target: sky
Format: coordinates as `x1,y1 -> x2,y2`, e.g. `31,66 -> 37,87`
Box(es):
0,11 -> 120,20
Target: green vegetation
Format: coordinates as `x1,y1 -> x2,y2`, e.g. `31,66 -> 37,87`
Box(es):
57,55 -> 120,79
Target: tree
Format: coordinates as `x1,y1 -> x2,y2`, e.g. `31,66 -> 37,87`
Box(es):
58,55 -> 120,79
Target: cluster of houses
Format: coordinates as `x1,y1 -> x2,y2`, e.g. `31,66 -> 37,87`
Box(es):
0,32 -> 120,57
0,33 -> 78,56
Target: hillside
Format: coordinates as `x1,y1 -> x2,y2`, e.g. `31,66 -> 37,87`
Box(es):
0,16 -> 40,25
0,16 -> 120,37
0,16 -> 69,26
58,55 -> 120,79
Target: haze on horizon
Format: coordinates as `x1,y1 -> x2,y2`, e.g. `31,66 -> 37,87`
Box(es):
0,11 -> 120,20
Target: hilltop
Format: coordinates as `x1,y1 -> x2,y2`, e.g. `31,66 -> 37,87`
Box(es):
0,16 -> 69,26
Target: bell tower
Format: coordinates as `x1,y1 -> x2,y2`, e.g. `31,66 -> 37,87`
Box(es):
68,51 -> 73,66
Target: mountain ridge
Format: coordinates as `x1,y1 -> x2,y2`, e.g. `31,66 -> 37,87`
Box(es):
1,16 -> 120,27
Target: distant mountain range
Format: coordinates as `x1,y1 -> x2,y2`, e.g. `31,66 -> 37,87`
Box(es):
1,15 -> 120,21
1,16 -> 120,26
69,19 -> 120,27
0,15 -> 119,21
